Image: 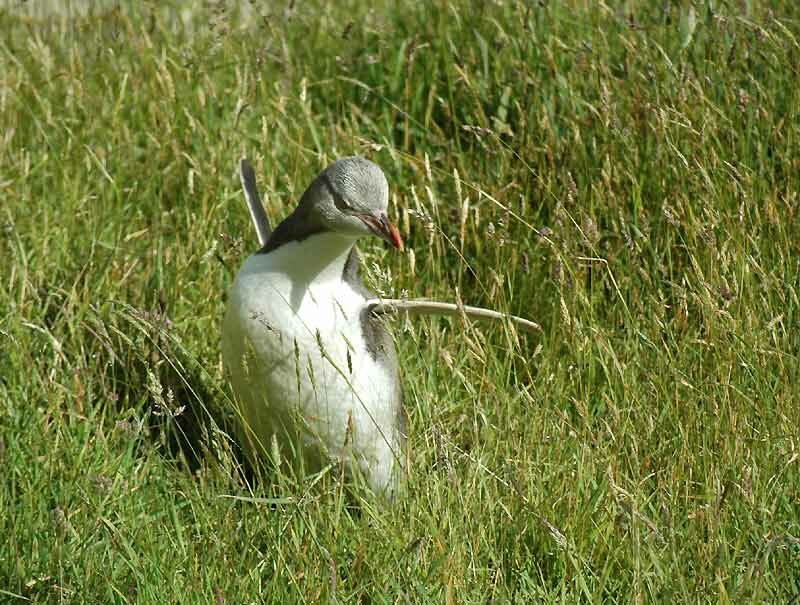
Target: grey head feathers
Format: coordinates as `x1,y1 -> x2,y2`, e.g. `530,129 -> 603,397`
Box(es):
322,156 -> 389,216
259,156 -> 391,254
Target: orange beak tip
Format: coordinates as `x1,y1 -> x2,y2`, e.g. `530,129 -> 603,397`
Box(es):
389,223 -> 404,251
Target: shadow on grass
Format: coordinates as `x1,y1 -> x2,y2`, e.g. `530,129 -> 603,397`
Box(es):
90,300 -> 255,485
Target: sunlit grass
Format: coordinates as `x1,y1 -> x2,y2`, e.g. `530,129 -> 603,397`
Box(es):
1,1 -> 799,602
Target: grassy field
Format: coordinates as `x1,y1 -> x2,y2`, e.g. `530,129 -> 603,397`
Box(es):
2,1 -> 800,602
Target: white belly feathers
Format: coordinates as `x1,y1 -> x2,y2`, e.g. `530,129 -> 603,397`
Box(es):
222,234 -> 401,493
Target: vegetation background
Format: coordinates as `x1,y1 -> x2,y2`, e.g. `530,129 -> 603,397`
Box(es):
2,0 -> 799,602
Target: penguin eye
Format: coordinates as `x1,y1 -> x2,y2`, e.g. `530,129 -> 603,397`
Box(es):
333,193 -> 350,212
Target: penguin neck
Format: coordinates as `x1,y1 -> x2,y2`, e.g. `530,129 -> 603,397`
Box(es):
267,231 -> 358,287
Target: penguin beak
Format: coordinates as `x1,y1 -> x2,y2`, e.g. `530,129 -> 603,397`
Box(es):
358,211 -> 404,251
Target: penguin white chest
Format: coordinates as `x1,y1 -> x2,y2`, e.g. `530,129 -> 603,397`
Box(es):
222,239 -> 401,492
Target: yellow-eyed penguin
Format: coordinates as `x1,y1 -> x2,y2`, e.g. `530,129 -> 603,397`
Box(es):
222,157 -> 405,495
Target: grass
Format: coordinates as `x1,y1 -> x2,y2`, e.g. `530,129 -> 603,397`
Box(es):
2,0 -> 799,602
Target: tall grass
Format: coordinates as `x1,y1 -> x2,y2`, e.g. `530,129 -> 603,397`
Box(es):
2,1 -> 799,602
